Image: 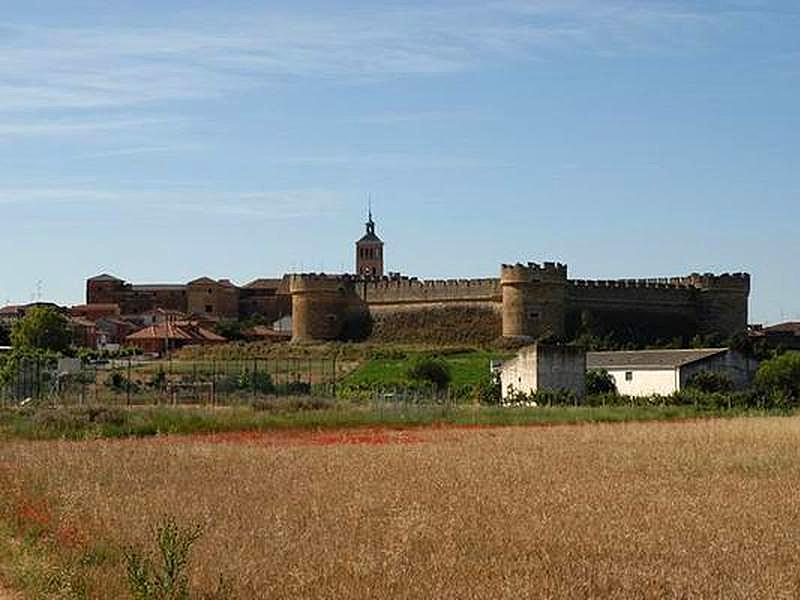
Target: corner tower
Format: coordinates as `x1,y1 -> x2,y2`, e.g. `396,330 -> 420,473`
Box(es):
355,208 -> 384,277
500,262 -> 568,340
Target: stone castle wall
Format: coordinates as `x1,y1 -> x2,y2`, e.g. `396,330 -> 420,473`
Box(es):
357,278 -> 501,305
87,261 -> 750,345
287,264 -> 750,344
566,279 -> 699,342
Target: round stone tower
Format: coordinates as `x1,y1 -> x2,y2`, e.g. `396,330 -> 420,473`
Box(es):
500,262 -> 568,340
289,275 -> 353,343
684,272 -> 751,339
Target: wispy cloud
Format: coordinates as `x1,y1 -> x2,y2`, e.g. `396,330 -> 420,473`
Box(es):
0,2 -> 744,113
274,152 -> 511,170
351,110 -> 490,124
0,116 -> 177,137
76,144 -> 203,159
0,185 -> 342,220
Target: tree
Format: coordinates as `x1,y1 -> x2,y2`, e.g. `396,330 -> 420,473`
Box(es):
10,306 -> 72,353
755,352 -> 800,400
586,368 -> 617,395
214,319 -> 244,341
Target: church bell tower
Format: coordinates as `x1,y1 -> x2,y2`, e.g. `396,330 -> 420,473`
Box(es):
355,207 -> 384,277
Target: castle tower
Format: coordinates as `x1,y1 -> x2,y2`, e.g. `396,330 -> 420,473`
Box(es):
684,272 -> 751,339
500,262 -> 568,340
289,275 -> 363,343
355,208 -> 384,278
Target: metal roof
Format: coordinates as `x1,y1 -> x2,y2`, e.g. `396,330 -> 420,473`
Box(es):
587,348 -> 729,370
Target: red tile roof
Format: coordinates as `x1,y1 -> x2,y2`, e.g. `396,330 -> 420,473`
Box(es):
126,321 -> 226,343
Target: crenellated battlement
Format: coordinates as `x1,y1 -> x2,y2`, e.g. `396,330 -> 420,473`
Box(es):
364,277 -> 499,290
568,272 -> 750,292
284,261 -> 750,343
678,272 -> 751,292
288,273 -> 358,295
569,278 -> 692,290
500,261 -> 568,285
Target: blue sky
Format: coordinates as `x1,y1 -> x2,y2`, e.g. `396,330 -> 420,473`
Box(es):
1,0 -> 798,323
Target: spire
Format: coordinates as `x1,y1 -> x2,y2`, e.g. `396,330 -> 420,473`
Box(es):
366,196 -> 375,236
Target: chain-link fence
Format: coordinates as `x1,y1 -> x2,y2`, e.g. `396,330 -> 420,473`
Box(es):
1,356 -> 350,407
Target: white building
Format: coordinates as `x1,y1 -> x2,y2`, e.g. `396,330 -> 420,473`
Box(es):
587,348 -> 756,397
273,315 -> 292,333
499,344 -> 586,401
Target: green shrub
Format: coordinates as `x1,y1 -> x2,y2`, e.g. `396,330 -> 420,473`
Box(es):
406,355 -> 452,391
685,370 -> 734,394
285,381 -> 311,395
149,369 -> 167,390
586,369 -> 617,396
124,517 -> 232,600
107,371 -> 138,393
755,352 -> 800,401
473,373 -> 501,405
216,370 -> 275,395
239,370 -> 275,394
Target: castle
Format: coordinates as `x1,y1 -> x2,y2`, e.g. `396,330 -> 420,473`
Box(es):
87,212 -> 751,345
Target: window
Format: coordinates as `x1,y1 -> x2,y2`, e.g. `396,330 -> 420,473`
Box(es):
625,371 -> 633,381
205,305 -> 213,313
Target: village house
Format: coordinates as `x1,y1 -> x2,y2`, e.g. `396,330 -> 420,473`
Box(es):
499,344 -> 587,401
125,321 -> 226,356
587,348 -> 757,397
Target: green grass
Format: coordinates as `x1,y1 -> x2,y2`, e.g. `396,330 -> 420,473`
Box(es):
343,350 -> 512,388
0,403 -> 789,442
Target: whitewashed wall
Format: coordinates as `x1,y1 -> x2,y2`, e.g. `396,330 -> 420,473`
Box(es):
608,368 -> 679,397
500,347 -> 538,400
500,345 -> 586,400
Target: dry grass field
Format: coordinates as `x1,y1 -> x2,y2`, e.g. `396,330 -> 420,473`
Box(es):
3,417 -> 800,598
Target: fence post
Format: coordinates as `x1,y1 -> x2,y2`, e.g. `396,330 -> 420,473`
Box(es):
252,358 -> 257,401
332,356 -> 337,398
35,357 -> 40,401
211,359 -> 217,406
126,358 -> 132,405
